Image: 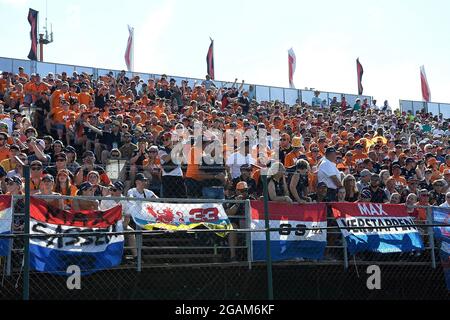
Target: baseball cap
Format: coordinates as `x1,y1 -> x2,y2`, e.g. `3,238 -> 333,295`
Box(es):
82,151 -> 95,159
35,139 -> 46,149
360,169 -> 372,177
317,182 -> 327,188
78,181 -> 93,192
5,176 -> 22,185
41,174 -> 54,182
360,189 -> 372,199
112,181 -> 124,191
65,146 -> 76,154
325,147 -> 336,154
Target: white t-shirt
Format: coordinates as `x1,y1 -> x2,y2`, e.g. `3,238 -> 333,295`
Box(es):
317,158 -> 341,189
127,188 -> 158,199
226,152 -> 256,179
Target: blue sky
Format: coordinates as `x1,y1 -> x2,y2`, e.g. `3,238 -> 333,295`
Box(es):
1,0 -> 450,108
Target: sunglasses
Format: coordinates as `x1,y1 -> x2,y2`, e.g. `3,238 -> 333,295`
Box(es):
31,166 -> 42,171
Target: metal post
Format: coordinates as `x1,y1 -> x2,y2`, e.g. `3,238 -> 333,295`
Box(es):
6,195 -> 13,276
262,175 -> 273,300
426,207 -> 437,269
342,233 -> 348,270
245,199 -> 252,270
22,163 -> 30,300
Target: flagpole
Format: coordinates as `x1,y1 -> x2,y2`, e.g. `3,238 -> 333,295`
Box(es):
210,37 -> 214,80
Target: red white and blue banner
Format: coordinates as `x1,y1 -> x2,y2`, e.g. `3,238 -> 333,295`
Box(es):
332,203 -> 424,255
250,201 -> 327,261
130,202 -> 232,234
0,196 -> 12,257
432,207 -> 450,291
29,198 -> 124,275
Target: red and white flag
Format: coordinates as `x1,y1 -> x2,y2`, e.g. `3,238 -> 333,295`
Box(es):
124,25 -> 134,72
288,48 -> 296,89
420,65 -> 431,102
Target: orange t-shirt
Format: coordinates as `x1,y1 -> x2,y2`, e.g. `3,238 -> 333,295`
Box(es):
78,92 -> 91,106
53,108 -> 75,125
392,175 -> 407,188
285,150 -> 301,168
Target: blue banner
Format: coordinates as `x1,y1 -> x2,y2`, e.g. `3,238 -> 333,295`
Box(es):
432,207 -> 450,291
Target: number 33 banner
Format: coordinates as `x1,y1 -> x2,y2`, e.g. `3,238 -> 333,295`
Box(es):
130,202 -> 233,234
250,201 -> 327,262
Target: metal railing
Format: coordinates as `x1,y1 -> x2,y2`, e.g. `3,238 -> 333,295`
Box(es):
0,56 -> 372,107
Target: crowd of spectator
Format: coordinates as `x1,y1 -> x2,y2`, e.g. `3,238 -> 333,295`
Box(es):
0,66 -> 450,222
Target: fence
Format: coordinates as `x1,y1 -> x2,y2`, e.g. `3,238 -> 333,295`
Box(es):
0,191 -> 449,300
400,99 -> 450,119
0,56 -> 372,107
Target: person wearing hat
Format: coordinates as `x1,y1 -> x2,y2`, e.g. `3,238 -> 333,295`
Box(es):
127,173 -> 158,199
317,147 -> 343,201
429,179 -> 447,206
361,174 -> 388,203
72,182 -> 99,211
357,188 -> 373,203
64,146 -> 81,175
356,169 -> 372,193
74,151 -> 111,187
225,180 -> 256,262
34,174 -> 64,210
230,164 -> 257,198
309,182 -> 329,203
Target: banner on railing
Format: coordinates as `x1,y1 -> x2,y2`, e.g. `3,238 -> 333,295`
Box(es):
432,207 -> 450,291
130,202 -> 233,235
29,198 -> 124,275
250,201 -> 327,262
332,203 -> 424,254
0,196 -> 12,257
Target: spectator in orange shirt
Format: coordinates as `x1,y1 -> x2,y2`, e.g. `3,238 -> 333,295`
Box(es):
284,137 -> 304,167
391,163 -> 407,188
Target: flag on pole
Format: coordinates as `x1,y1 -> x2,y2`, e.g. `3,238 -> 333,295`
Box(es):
420,65 -> 431,102
288,48 -> 296,89
206,38 -> 215,80
356,58 -> 364,95
124,25 -> 134,72
27,8 -> 38,61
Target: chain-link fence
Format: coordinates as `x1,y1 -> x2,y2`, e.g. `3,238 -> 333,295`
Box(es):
0,193 -> 449,300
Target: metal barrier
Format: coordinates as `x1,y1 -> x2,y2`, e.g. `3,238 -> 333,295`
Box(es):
0,56 -> 372,106
1,192 -> 449,300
